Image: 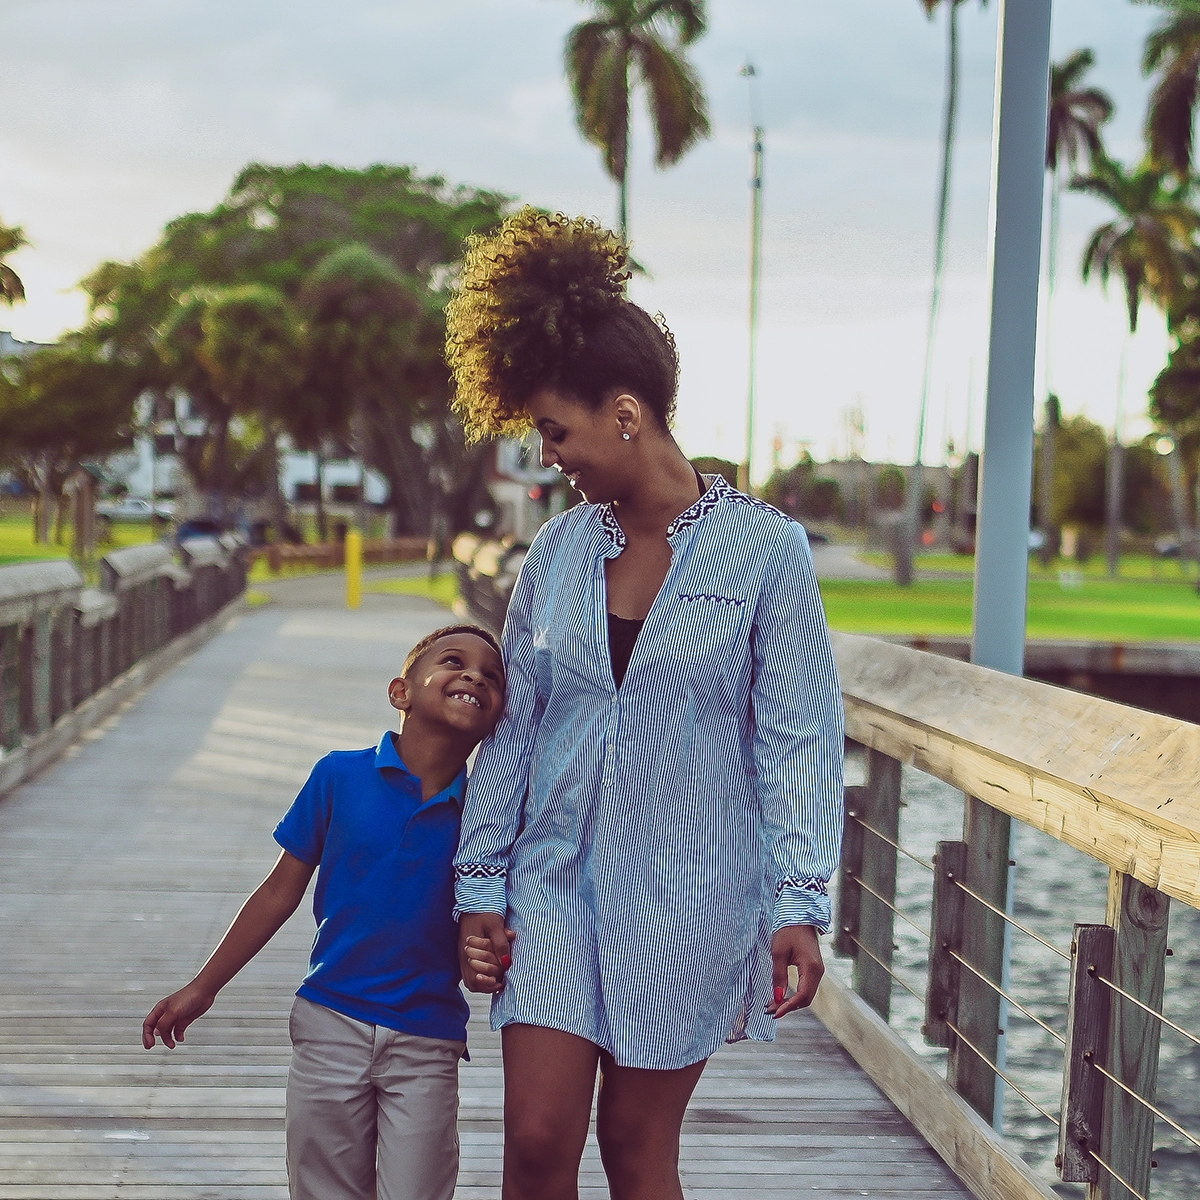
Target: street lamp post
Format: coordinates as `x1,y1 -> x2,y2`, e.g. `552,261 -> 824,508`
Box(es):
739,64 -> 764,495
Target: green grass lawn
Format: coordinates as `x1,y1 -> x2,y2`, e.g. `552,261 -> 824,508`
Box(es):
0,512 -> 157,567
820,576 -> 1200,642
859,550 -> 1199,582
364,571 -> 460,609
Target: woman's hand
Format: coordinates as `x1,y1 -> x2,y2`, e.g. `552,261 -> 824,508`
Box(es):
459,912 -> 515,993
767,924 -> 824,1019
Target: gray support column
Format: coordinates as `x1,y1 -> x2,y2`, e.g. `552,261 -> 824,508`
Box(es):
966,0 -> 1052,1133
971,0 -> 1052,675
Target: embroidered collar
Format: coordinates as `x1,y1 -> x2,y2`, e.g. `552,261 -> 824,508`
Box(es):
597,473 -> 737,548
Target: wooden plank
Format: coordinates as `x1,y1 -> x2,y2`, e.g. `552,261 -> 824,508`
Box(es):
831,632 -> 1200,909
854,751 -> 902,1019
948,797 -> 1010,1123
925,841 -> 967,1048
1058,924 -> 1114,1183
811,970 -> 1058,1200
833,784 -> 866,959
1093,872 -> 1170,1200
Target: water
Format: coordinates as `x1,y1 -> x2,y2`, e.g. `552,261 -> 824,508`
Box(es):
834,750 -> 1200,1199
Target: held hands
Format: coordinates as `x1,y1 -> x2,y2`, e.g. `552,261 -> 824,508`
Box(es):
142,982 -> 216,1049
459,912 -> 515,994
767,924 -> 824,1019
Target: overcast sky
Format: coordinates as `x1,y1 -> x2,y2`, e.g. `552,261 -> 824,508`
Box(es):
0,0 -> 1169,476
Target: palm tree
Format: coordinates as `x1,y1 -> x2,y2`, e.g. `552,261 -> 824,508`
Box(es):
1039,50 -> 1113,560
565,0 -> 710,239
1073,156 -> 1198,575
1073,157 -> 1197,331
0,220 -> 27,306
896,0 -> 986,586
1143,0 -> 1200,178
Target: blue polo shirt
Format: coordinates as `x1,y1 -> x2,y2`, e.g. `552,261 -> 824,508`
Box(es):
273,733 -> 470,1042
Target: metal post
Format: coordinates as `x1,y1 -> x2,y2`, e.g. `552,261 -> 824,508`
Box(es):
740,130 -> 763,495
738,62 -> 763,495
969,0 -> 1052,1132
972,0 -> 1052,675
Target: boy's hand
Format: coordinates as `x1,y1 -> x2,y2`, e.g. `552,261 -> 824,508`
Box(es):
767,925 -> 824,1019
142,983 -> 216,1049
459,913 -> 514,993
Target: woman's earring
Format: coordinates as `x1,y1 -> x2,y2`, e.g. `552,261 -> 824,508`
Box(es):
622,432 -> 631,441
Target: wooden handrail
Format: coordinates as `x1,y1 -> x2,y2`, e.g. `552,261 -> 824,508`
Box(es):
832,632 -> 1200,911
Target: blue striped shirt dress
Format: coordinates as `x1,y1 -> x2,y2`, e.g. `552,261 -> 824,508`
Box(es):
453,474 -> 845,1070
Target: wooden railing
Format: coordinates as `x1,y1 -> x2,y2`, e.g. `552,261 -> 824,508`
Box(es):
247,536 -> 432,574
0,537 -> 247,795
824,632 -> 1200,1200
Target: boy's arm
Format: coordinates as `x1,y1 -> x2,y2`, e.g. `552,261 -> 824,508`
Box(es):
142,850 -> 315,1049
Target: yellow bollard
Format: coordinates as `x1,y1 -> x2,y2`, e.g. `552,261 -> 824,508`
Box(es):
345,529 -> 362,610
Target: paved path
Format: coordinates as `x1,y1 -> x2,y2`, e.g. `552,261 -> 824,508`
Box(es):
0,579 -> 969,1198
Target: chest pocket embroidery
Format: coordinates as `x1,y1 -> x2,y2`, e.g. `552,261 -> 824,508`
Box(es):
678,593 -> 746,607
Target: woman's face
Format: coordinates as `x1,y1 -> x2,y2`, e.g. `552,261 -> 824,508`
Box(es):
527,388 -> 638,505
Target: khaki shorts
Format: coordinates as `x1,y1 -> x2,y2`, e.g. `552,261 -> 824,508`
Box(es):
285,996 -> 465,1200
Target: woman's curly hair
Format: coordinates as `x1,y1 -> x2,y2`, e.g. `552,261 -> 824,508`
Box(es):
445,208 -> 679,440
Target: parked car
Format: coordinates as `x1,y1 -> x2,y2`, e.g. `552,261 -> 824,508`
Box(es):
96,496 -> 176,522
174,518 -> 225,546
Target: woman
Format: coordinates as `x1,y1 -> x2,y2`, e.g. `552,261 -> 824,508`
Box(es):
446,209 -> 844,1200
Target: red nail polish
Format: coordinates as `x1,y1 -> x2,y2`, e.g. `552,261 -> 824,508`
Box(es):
774,986 -> 785,1006
500,954 -> 512,970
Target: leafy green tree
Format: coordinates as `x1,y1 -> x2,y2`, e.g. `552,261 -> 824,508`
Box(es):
198,285 -> 303,529
0,338 -> 136,541
0,220 -> 26,306
566,0 -> 710,239
81,164 -> 510,535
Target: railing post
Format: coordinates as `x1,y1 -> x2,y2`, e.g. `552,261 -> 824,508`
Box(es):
833,784 -> 866,960
925,840 -> 967,1048
849,749 -> 902,1020
1091,872 -> 1170,1200
1059,923 -> 1115,1183
948,796 -> 1011,1124
0,624 -> 20,751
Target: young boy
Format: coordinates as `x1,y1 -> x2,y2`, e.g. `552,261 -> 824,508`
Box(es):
142,623 -> 507,1200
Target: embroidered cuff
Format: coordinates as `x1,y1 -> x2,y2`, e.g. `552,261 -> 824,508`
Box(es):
772,877 -> 831,935
452,865 -> 507,921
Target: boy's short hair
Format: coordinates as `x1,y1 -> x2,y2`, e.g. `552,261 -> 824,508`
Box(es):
402,623 -> 502,678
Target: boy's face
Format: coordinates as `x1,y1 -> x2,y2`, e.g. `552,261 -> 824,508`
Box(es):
389,632 -> 505,742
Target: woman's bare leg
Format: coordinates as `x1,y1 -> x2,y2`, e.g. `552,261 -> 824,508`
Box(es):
594,1054 -> 707,1200
501,1025 -> 600,1200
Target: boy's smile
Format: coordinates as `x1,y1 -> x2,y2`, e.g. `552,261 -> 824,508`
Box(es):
391,632 -> 505,740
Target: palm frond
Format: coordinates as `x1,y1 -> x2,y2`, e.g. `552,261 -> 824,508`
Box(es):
633,32 -> 710,166
1146,45 -> 1200,174
638,0 -> 706,44
566,21 -> 618,132
579,40 -> 632,182
1051,48 -> 1096,95
0,263 -> 24,305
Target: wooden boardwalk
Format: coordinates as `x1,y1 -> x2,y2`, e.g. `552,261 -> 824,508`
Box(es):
0,575 -> 970,1199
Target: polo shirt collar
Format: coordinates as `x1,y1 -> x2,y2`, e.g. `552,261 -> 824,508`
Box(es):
375,732 -> 466,808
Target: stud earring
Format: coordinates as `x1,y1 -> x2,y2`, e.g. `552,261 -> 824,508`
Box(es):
622,432 -> 631,441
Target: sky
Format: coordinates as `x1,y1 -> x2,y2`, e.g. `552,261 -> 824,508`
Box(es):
0,0 -> 1172,479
